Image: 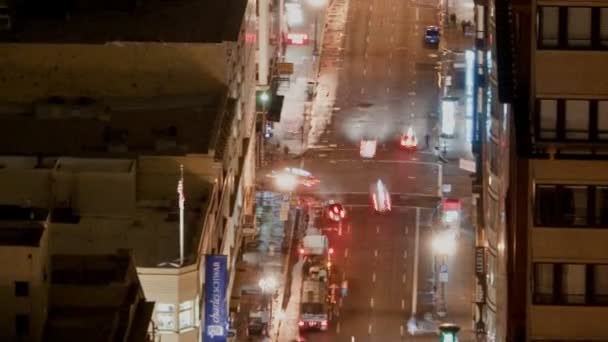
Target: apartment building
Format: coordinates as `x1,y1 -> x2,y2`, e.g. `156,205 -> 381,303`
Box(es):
471,0 -> 514,341
0,1 -> 258,340
472,0 -> 608,340
0,155 -> 221,341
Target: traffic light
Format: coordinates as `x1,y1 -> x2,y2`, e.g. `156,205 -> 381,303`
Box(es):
438,323 -> 460,342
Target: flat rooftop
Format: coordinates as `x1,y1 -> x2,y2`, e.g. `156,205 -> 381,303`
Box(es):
0,93 -> 227,156
50,179 -> 215,268
5,0 -> 249,43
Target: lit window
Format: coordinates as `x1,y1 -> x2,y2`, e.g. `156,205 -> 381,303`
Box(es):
156,303 -> 176,331
565,100 -> 589,140
179,300 -> 194,330
540,7 -> 559,47
539,99 -> 557,139
567,8 -> 592,47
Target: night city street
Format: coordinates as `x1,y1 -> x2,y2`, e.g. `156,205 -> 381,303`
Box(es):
5,0 -> 605,340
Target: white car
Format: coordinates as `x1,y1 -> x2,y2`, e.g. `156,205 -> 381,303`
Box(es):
370,179 -> 391,212
360,139 -> 377,158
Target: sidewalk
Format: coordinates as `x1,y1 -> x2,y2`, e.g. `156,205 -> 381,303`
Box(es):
233,191 -> 297,341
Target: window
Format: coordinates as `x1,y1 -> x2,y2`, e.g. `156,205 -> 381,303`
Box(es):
567,8 -> 592,47
601,9 -> 608,47
534,263 -> 608,306
15,314 -> 29,336
155,303 -> 176,331
561,264 -> 586,304
565,100 -> 589,140
535,185 -> 559,226
539,99 -> 557,139
534,263 -> 555,304
596,187 -> 608,226
598,101 -> 608,140
540,7 -> 559,47
538,6 -> 608,49
562,186 -> 588,226
15,281 -> 29,297
179,300 -> 194,330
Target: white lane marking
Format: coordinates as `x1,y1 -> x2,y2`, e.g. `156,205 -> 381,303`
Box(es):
400,325 -> 405,336
366,36 -> 370,43
370,297 -> 374,308
401,299 -> 405,309
403,250 -> 408,259
361,87 -> 365,94
408,176 -> 416,179
369,4 -> 373,11
368,324 -> 373,334
351,337 -> 355,342
372,272 -> 376,282
402,273 -> 406,283
408,91 -> 416,96
404,226 -> 408,235
374,249 -> 378,257
337,321 -> 341,333
345,248 -> 349,258
388,67 -> 391,76
365,51 -> 368,59
376,225 -> 380,234
386,87 -> 390,93
363,68 -> 367,76
415,7 -> 420,20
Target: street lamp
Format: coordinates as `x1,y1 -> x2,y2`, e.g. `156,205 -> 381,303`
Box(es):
432,231 -> 456,256
259,276 -> 279,336
307,0 -> 327,56
275,172 -> 297,192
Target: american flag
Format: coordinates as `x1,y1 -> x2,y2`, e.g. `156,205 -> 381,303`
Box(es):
177,165 -> 185,209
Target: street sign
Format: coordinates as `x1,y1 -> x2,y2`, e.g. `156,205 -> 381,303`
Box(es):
475,247 -> 486,275
439,264 -> 448,283
459,158 -> 476,172
277,62 -> 294,75
442,184 -> 452,193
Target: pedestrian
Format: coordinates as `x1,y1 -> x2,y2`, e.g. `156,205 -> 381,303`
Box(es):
424,134 -> 430,150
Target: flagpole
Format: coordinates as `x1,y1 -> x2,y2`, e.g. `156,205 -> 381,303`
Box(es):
178,164 -> 185,265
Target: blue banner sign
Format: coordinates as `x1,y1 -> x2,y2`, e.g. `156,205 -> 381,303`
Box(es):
203,255 -> 228,342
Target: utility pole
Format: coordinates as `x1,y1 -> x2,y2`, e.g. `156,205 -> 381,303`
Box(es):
408,207 -> 421,331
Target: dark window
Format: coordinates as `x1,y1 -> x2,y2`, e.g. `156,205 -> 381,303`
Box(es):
15,314 -> 29,336
534,263 -> 608,306
596,187 -> 608,226
538,6 -> 608,50
14,281 -> 29,297
535,99 -> 608,142
535,185 -> 593,227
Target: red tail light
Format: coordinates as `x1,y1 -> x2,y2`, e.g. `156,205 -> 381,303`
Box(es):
299,248 -> 305,254
298,320 -> 305,327
329,247 -> 334,255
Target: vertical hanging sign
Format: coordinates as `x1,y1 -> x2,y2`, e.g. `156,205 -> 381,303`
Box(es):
203,255 -> 228,342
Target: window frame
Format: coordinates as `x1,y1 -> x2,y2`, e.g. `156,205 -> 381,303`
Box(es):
534,184 -> 608,228
537,6 -> 608,50
533,262 -> 608,306
535,99 -> 606,142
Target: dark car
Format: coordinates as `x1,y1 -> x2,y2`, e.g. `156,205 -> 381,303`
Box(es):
424,26 -> 440,47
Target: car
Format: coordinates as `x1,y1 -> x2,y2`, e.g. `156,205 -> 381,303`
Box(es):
400,126 -> 418,150
424,26 -> 440,47
370,179 -> 391,213
326,202 -> 346,222
360,138 -> 377,158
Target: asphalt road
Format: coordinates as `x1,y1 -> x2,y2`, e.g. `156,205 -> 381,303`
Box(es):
297,0 -> 445,340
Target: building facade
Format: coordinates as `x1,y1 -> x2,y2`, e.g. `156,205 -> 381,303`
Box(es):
0,1 -> 258,340
474,0 -> 608,341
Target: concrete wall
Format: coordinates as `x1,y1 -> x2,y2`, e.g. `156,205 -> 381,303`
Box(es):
0,43 -> 229,101
0,169 -> 52,208
0,241 -> 48,342
535,50 -> 608,98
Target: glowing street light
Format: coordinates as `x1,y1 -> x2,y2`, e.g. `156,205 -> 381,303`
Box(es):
275,172 -> 297,192
258,276 -> 278,293
260,91 -> 270,104
432,231 -> 456,256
